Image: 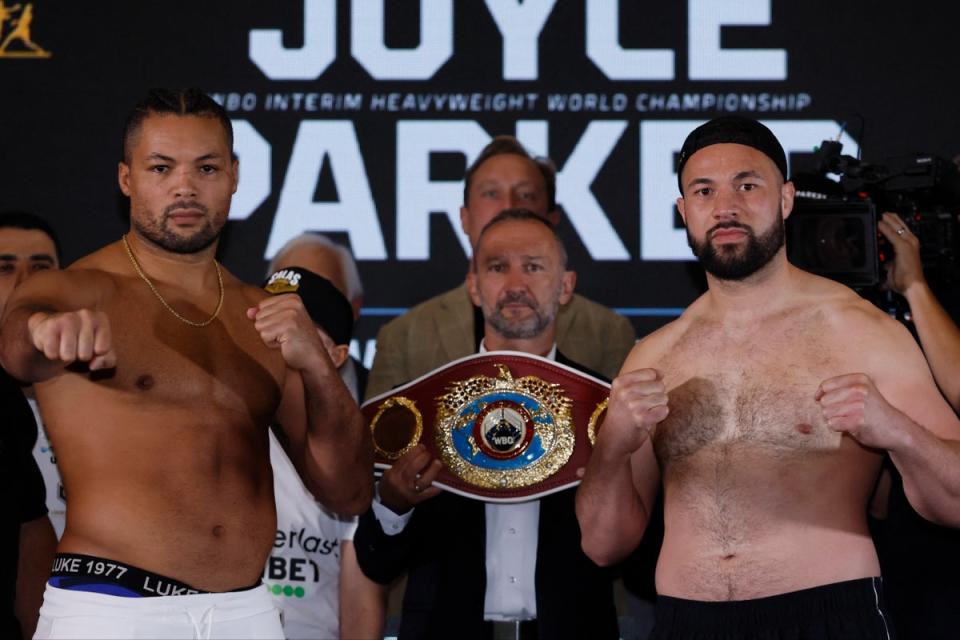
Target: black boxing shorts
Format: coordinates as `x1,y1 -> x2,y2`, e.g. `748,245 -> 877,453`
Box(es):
650,577 -> 894,639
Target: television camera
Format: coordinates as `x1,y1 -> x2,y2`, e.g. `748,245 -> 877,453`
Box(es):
787,141 -> 960,299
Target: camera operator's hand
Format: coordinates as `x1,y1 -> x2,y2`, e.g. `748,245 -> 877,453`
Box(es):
878,212 -> 925,295
877,215 -> 960,414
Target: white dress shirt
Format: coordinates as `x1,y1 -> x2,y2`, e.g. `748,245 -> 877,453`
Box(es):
371,342 -> 557,621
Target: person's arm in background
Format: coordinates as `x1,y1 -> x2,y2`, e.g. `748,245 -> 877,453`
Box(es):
353,446 -> 442,584
16,515 -> 56,639
8,379 -> 56,640
339,538 -> 387,640
879,211 -> 960,411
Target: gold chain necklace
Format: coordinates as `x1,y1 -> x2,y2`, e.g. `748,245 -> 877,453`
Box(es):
122,234 -> 224,328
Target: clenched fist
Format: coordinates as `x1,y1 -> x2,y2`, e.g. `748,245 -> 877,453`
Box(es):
28,309 -> 116,370
248,294 -> 325,371
599,368 -> 670,455
816,373 -> 909,450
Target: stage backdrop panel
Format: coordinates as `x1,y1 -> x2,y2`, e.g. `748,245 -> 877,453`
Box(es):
2,1 -> 958,362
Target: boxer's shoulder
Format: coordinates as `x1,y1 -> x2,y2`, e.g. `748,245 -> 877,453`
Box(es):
223,271 -> 272,311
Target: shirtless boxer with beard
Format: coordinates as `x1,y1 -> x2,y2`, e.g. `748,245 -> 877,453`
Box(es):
576,116 -> 960,640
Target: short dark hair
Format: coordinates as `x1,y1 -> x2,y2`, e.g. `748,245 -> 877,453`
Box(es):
122,88 -> 234,163
463,136 -> 557,212
473,207 -> 567,269
0,210 -> 61,262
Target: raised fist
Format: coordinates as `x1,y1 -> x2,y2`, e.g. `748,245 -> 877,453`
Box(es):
816,372 -> 907,450
599,368 -> 669,454
28,309 -> 116,370
248,294 -> 325,372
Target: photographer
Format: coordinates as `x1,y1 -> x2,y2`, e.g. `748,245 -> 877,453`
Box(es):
878,211 -> 960,412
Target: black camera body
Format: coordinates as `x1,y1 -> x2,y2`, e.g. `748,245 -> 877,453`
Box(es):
787,194 -> 879,287
787,145 -> 960,291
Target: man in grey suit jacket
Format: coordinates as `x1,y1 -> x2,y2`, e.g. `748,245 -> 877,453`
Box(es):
366,136 -> 635,399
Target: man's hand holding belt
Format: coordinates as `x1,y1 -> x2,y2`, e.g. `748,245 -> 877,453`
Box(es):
378,444 -> 443,515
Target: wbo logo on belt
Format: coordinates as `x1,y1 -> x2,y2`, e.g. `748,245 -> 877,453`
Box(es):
362,351 -> 610,502
436,363 -> 575,492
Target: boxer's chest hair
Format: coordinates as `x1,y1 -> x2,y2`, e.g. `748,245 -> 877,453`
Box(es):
652,310 -> 842,467
650,310 -> 864,597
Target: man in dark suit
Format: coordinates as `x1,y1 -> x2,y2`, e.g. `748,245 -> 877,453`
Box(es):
354,209 -> 620,640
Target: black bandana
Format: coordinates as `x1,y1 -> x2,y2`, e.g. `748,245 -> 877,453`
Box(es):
677,115 -> 788,193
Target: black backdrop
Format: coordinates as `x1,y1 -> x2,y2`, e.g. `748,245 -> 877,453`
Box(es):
3,1 -> 959,364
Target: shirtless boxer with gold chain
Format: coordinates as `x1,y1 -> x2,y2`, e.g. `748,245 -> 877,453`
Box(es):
0,88 -> 372,639
576,116 -> 960,639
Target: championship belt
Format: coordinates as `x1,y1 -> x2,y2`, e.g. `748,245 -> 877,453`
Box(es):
361,351 -> 610,502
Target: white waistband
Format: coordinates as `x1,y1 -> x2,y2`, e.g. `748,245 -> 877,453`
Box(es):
41,582 -> 275,618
